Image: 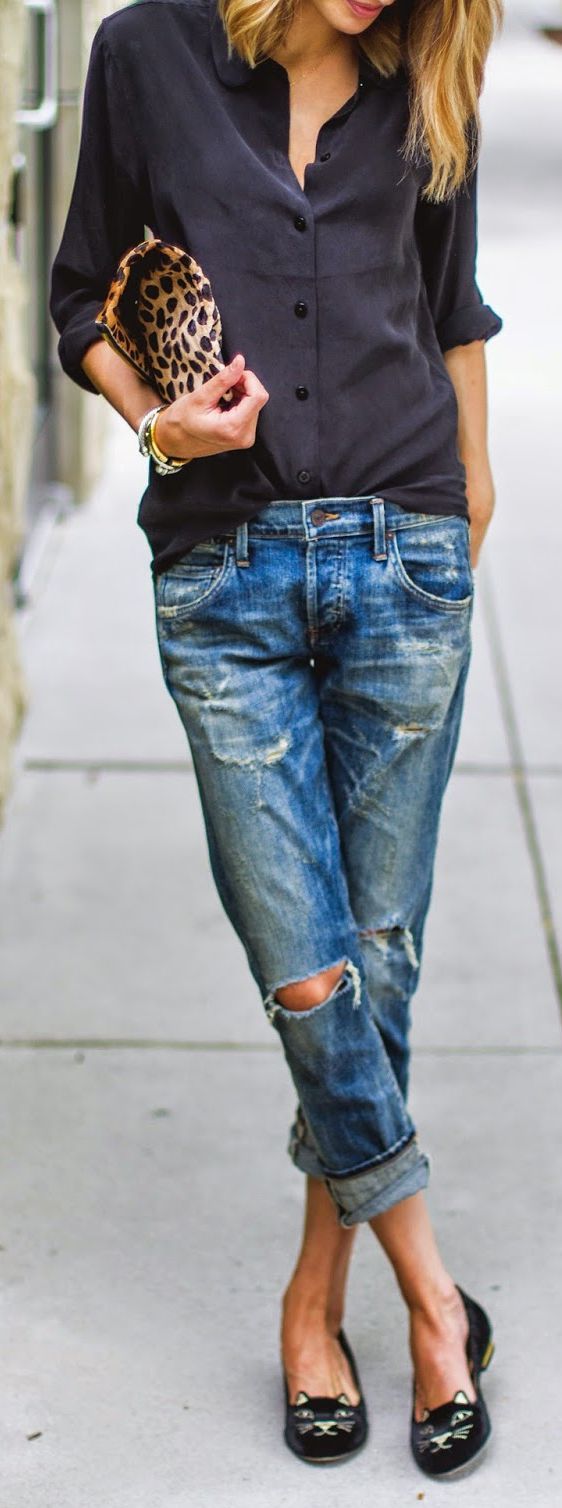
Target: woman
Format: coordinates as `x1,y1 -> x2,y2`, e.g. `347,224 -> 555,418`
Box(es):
50,0 -> 503,1479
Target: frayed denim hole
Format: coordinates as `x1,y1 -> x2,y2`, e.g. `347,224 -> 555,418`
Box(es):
264,959 -> 361,1025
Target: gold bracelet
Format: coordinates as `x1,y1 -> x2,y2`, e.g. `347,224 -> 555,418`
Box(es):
147,410 -> 186,471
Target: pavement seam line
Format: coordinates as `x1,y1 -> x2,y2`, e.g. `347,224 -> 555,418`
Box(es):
20,756 -> 562,776
0,1039 -> 560,1055
479,558 -> 562,1017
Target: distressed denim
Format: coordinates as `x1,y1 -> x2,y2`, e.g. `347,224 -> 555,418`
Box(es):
153,497 -> 474,1226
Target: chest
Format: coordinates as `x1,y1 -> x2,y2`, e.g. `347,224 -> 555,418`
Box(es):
286,61 -> 362,192
136,47 -> 419,271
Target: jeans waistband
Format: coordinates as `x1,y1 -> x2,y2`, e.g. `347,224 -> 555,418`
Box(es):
230,497 -> 463,568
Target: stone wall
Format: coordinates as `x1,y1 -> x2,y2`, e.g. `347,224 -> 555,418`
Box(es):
0,0 -> 34,812
0,1 -> 128,816
52,0 -> 128,507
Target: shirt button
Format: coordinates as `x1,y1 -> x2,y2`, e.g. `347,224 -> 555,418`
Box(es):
319,151 -> 331,163
294,214 -> 307,232
294,300 -> 308,318
297,469 -> 311,485
310,508 -> 326,524
295,385 -> 309,400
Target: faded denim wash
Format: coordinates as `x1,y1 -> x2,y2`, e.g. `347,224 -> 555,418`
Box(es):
153,497 -> 474,1226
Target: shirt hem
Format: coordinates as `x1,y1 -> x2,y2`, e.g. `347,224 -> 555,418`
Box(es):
145,487 -> 469,576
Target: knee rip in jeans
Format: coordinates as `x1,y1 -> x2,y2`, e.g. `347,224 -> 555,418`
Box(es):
210,732 -> 291,767
264,957 -> 362,1024
359,925 -> 420,971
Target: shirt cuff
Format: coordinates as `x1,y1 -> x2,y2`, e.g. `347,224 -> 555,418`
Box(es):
436,302 -> 503,353
56,303 -> 105,394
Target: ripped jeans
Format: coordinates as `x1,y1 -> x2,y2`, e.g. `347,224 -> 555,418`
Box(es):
153,497 -> 474,1226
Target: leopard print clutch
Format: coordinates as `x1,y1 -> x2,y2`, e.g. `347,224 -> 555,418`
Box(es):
95,238 -> 233,405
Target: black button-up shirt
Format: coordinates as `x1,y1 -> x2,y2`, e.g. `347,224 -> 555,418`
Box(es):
49,0 -> 502,575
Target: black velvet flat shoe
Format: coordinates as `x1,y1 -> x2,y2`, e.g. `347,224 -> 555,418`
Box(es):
283,1328 -> 368,1465
410,1285 -> 495,1480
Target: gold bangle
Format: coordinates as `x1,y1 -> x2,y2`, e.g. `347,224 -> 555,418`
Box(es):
148,410 -> 185,469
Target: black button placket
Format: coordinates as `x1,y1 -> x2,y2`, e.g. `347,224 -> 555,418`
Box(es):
271,61 -> 343,497
290,203 -> 320,495
289,105 -> 362,496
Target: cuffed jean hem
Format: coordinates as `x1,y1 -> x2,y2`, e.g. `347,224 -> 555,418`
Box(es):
289,1137 -> 326,1179
323,1136 -> 431,1228
287,1107 -> 430,1210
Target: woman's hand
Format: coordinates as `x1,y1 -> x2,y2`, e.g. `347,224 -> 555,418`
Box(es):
443,340 -> 496,571
80,344 -> 269,466
153,353 -> 269,463
466,459 -> 496,569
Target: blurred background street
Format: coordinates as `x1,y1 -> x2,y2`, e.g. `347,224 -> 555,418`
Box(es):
0,2 -> 561,1504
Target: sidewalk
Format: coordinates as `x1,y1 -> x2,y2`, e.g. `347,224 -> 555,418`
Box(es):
1,10 -> 561,1507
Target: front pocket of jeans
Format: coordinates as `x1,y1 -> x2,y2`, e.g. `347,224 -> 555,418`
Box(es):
155,540 -> 233,624
388,518 -> 474,612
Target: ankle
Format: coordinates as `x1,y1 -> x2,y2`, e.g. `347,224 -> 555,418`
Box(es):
407,1279 -> 462,1328
326,1306 -> 344,1337
281,1282 -> 329,1325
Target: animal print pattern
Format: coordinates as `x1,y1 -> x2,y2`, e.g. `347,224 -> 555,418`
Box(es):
95,238 -> 233,405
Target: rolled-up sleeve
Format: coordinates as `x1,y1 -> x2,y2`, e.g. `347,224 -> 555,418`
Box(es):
49,21 -> 146,395
415,153 -> 503,354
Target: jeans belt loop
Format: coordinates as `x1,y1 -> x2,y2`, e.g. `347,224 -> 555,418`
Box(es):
235,521 -> 250,567
371,497 -> 387,560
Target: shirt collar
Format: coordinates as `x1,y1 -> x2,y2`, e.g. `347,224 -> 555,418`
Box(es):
209,0 -> 255,87
209,0 -> 405,91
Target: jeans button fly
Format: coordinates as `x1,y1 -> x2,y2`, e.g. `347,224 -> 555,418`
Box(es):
310,508 -> 326,525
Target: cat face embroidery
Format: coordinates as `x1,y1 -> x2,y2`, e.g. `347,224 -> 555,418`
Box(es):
293,1395 -> 357,1438
418,1406 -> 475,1455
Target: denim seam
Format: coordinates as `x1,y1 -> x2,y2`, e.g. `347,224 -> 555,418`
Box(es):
386,514 -> 468,534
246,527 -> 377,540
231,521 -> 464,542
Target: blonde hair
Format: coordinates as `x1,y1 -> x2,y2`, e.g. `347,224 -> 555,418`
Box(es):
218,0 -> 504,201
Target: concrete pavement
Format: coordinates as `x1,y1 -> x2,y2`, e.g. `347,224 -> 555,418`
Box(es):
1,5 -> 561,1504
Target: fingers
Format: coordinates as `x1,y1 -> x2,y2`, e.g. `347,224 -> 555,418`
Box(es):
198,355 -> 269,410
206,359 -> 269,449
221,369 -> 269,420
159,354 -> 269,460
239,366 -> 269,405
222,371 -> 269,421
198,353 -> 246,403
212,396 -> 264,450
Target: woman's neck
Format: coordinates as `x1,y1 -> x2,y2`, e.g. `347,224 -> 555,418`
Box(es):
269,1 -> 355,76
